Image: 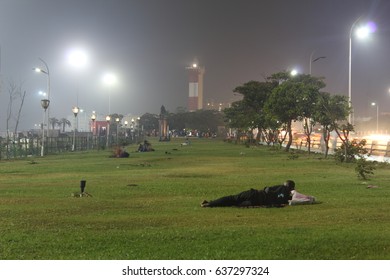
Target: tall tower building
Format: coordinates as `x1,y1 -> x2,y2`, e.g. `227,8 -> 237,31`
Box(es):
186,62 -> 205,112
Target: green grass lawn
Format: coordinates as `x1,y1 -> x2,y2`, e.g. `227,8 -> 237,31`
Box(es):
1,137 -> 390,260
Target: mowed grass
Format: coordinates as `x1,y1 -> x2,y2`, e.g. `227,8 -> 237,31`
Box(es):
1,137 -> 390,260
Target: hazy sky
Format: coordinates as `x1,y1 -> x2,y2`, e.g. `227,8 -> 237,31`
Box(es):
1,0 -> 390,131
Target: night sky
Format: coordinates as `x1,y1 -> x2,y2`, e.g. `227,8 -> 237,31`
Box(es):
1,0 -> 390,131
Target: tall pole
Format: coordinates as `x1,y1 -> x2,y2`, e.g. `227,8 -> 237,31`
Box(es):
91,112 -> 96,149
108,92 -> 111,115
40,99 -> 50,156
376,104 -> 379,133
348,31 -> 352,124
348,16 -> 363,124
103,72 -> 117,115
106,115 -> 111,148
39,58 -> 50,138
371,102 -> 379,134
116,118 -> 120,146
72,106 -> 79,151
41,109 -> 45,157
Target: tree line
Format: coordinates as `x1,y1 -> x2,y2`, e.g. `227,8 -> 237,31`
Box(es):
223,71 -> 352,159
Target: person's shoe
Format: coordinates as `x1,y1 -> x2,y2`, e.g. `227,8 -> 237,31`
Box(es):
200,200 -> 210,207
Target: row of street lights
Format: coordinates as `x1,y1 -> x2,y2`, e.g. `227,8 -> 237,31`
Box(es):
70,109 -> 134,151
33,50 -> 118,156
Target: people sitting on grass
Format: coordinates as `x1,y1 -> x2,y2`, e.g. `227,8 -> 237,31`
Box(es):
110,146 -> 130,158
201,180 -> 302,208
138,140 -> 155,152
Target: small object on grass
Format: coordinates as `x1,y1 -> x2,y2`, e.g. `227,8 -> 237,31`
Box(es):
367,185 -> 379,189
71,192 -> 92,197
80,180 -> 86,193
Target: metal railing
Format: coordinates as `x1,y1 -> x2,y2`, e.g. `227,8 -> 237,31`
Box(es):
0,133 -> 143,160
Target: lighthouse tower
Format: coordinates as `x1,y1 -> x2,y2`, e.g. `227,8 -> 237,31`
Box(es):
186,62 -> 205,112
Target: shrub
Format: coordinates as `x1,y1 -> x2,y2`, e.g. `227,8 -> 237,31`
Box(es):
334,139 -> 368,163
355,157 -> 375,180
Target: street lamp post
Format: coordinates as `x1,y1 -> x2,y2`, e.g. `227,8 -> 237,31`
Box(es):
72,106 -> 79,151
115,117 -> 120,146
124,120 -> 128,139
137,117 -> 140,141
91,111 -> 96,149
106,115 -> 111,148
131,118 -> 135,142
34,58 -> 50,138
103,73 -> 117,115
348,17 -> 374,124
371,102 -> 379,134
40,99 -> 50,156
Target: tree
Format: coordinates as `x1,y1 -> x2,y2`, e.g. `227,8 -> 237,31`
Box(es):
139,113 -> 159,136
5,81 -> 27,158
232,80 -> 278,143
265,72 -> 325,151
49,117 -> 59,130
59,118 -> 71,132
334,122 -> 355,162
224,100 -> 253,142
294,75 -> 325,153
14,90 -> 27,139
313,93 -> 350,158
169,110 -> 225,137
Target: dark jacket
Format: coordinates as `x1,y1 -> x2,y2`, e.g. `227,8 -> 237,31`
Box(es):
263,185 -> 293,206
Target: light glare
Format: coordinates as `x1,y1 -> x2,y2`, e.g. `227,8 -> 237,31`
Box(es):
290,69 -> 298,76
67,48 -> 88,68
367,21 -> 377,33
356,26 -> 370,38
103,73 -> 117,86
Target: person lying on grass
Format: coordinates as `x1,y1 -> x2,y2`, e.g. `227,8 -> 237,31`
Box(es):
200,180 -> 296,208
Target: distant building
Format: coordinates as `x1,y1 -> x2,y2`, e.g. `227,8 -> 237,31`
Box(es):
186,62 -> 205,111
205,101 -> 231,112
91,120 -> 108,136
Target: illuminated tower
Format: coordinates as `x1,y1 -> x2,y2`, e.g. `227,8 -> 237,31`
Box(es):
186,62 -> 205,112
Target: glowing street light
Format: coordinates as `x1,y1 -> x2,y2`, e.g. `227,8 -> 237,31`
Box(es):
38,91 -> 47,97
67,48 -> 89,108
67,48 -> 88,69
348,18 -> 376,124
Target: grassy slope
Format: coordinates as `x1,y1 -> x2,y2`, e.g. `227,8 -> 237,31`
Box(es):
0,138 -> 389,260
